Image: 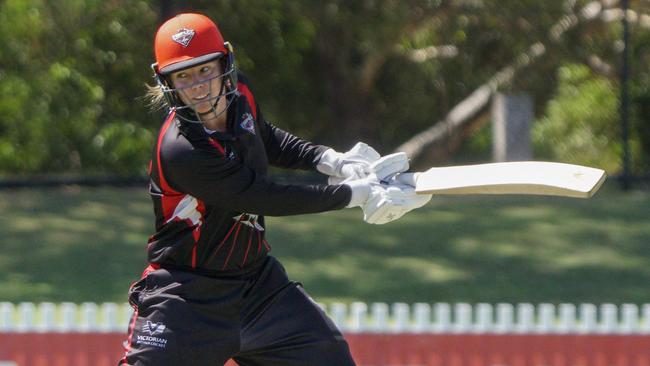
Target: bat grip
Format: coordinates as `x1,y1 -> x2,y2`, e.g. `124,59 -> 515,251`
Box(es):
385,172 -> 418,187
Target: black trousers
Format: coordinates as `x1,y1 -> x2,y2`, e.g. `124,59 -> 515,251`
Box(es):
119,256 -> 356,366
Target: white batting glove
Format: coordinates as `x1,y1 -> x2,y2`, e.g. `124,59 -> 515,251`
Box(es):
343,175 -> 377,208
318,143 -> 410,185
317,142 -> 380,182
367,152 -> 410,182
344,175 -> 431,224
363,183 -> 432,225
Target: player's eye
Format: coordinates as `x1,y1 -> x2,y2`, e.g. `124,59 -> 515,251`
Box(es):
200,66 -> 212,74
175,72 -> 188,79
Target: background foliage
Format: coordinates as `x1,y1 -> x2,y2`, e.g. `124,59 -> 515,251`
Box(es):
0,0 -> 648,175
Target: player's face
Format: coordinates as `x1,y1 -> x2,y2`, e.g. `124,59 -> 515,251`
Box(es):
170,60 -> 224,115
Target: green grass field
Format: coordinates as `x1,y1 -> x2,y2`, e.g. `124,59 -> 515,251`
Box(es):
1,183 -> 649,305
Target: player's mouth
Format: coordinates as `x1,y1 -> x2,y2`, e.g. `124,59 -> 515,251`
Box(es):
193,94 -> 210,101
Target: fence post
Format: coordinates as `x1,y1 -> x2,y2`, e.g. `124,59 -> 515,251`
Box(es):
620,304 -> 638,334
392,303 -> 410,332
516,303 -> 535,333
558,303 -> 576,333
600,304 -> 618,333
59,302 -> 78,332
120,303 -> 135,333
579,303 -> 598,333
599,304 -> 618,333
39,302 -> 57,332
433,303 -> 451,333
537,303 -> 556,333
492,93 -> 534,162
17,302 -> 36,332
475,303 -> 493,333
642,304 -> 650,333
101,302 -> 119,332
0,302 -> 15,332
495,303 -> 514,333
80,302 -> 99,332
350,302 -> 367,333
413,303 -> 431,333
330,303 -> 348,332
454,303 -> 472,333
370,303 -> 389,333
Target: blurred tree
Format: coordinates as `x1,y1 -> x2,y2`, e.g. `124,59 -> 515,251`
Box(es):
630,24 -> 650,173
532,63 -> 623,172
182,0 -> 401,147
184,0 -> 569,152
0,0 -> 648,175
0,0 -> 157,175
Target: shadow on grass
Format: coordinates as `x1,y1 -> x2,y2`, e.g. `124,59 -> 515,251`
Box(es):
0,187 -> 151,302
269,192 -> 650,304
1,186 -> 649,304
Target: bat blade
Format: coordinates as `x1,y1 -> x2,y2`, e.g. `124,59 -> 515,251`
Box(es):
414,161 -> 606,198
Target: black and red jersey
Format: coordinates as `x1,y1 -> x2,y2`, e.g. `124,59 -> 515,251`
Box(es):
146,74 -> 351,273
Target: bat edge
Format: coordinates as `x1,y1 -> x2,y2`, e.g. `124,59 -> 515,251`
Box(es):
415,170 -> 607,198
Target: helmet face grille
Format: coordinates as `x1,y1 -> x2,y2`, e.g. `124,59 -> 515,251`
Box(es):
152,62 -> 238,124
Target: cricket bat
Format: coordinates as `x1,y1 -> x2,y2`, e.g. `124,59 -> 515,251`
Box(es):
410,161 -> 606,198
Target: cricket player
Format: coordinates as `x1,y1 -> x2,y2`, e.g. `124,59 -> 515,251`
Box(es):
119,13 -> 430,366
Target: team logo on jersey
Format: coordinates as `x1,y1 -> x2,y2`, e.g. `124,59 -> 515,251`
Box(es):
233,213 -> 264,231
240,113 -> 256,135
172,28 -> 195,47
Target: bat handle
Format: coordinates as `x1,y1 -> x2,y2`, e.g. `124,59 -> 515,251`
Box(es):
384,172 -> 418,187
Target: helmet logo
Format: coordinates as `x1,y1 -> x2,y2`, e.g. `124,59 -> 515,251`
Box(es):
171,28 -> 195,47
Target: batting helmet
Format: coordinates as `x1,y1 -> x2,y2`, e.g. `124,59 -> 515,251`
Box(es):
151,13 -> 238,121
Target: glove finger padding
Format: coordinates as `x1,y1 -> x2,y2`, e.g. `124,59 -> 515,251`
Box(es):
330,157 -> 408,185
368,152 -> 410,181
362,184 -> 432,225
330,163 -> 370,185
339,163 -> 367,181
335,143 -> 381,181
341,142 -> 381,164
317,142 -> 381,180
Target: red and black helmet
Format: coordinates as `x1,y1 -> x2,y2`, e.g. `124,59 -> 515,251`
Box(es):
151,13 -> 237,121
154,13 -> 228,74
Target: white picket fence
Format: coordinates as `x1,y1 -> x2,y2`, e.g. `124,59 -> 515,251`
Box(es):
1,302 -> 650,334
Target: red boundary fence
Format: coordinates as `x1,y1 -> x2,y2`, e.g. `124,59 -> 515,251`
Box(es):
1,333 -> 650,366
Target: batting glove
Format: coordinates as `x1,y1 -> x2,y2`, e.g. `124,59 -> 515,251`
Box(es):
344,176 -> 431,225
362,183 -> 432,225
317,142 -> 380,182
318,142 -> 410,185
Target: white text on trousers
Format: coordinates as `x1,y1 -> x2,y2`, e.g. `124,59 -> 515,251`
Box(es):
136,335 -> 167,348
